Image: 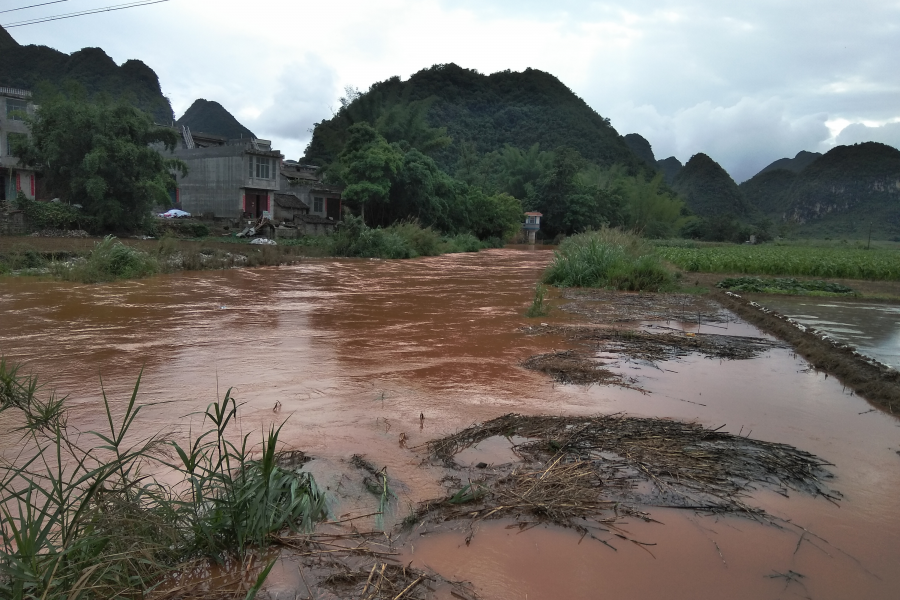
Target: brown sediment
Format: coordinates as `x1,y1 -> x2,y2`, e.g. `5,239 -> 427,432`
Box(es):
407,414 -> 836,541
559,288 -> 728,323
713,290 -> 900,414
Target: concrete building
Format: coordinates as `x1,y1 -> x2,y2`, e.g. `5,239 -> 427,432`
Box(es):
280,161 -> 343,221
171,134 -> 283,220
0,86 -> 39,202
168,133 -> 343,228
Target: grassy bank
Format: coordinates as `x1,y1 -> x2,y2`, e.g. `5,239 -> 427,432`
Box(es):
656,243 -> 900,281
0,361 -> 326,599
0,219 -> 501,283
542,229 -> 674,291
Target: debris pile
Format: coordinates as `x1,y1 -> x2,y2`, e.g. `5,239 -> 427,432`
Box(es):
410,414 -> 838,542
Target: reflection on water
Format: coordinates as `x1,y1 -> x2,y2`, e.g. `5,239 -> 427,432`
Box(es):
757,297 -> 900,369
1,250 -> 900,599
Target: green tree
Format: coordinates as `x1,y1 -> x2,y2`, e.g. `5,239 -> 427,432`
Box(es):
337,123 -> 403,221
13,92 -> 185,232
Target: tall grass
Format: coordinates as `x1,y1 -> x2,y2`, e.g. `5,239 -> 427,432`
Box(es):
0,361 -> 326,599
542,229 -> 674,291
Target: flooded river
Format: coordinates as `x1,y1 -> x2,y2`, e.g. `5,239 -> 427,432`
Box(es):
1,249 -> 899,599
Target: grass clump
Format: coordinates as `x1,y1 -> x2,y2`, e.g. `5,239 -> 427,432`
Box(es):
717,276 -> 857,296
524,283 -> 551,317
0,361 -> 327,599
542,229 -> 674,291
55,235 -> 158,283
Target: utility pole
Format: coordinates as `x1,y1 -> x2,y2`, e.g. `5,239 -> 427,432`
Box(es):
867,221 -> 872,250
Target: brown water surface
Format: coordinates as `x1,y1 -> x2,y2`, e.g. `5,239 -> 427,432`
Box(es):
1,248 -> 899,599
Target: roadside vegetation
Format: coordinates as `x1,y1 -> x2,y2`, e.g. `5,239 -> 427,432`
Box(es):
0,360 -> 326,599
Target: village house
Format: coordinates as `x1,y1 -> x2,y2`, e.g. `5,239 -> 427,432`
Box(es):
168,129 -> 342,235
0,86 -> 40,203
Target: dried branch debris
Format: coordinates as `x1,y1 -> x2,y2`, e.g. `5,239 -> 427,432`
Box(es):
410,414 -> 838,539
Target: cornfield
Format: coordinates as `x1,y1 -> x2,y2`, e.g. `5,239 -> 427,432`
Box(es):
657,245 -> 900,280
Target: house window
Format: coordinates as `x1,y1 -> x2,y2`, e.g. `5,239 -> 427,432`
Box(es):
6,99 -> 27,121
313,197 -> 324,213
6,132 -> 27,156
253,156 -> 271,179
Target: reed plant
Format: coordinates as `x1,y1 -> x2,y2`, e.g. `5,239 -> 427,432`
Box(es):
0,362 -> 326,599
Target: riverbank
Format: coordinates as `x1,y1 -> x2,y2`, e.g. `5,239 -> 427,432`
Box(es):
0,221 -> 501,282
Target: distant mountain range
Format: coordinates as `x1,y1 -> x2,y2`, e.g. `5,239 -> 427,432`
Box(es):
742,142 -> 900,237
0,24 -> 173,122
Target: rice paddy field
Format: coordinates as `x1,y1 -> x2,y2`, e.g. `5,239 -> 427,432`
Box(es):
656,244 -> 900,281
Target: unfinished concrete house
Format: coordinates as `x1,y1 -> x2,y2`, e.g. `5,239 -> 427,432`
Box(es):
166,130 -> 343,236
281,160 -> 343,222
1,86 -> 40,202
169,129 -> 283,220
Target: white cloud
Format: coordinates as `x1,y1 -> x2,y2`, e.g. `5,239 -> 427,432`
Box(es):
247,56 -> 340,160
836,122 -> 900,149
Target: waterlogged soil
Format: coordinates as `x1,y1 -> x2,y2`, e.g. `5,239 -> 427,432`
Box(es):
1,248 -> 900,599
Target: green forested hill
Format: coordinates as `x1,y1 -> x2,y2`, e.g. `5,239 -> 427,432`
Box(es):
672,153 -> 750,216
304,63 -> 643,173
784,142 -> 900,236
177,99 -> 255,140
0,25 -> 173,122
656,156 -> 683,184
623,133 -> 657,169
739,169 -> 797,216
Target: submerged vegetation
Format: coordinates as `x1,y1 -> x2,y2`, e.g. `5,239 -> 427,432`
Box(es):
542,229 -> 674,291
0,361 -> 326,599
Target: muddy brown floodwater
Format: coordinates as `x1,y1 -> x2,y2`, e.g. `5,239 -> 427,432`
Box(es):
2,248 -> 900,599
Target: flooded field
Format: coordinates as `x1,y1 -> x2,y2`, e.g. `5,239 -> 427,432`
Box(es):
756,296 -> 900,369
1,248 -> 899,599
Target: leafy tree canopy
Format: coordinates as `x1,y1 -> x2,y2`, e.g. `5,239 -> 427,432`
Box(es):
13,90 -> 186,233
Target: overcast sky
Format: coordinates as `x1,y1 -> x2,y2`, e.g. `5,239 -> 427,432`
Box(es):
4,0 -> 899,181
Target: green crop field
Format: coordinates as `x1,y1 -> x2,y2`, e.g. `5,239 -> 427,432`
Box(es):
656,245 -> 900,281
